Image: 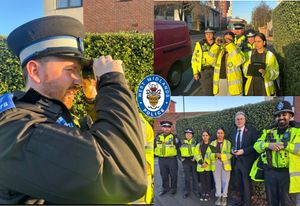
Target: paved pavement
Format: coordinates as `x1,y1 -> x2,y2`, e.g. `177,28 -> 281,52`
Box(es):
154,157 -> 236,206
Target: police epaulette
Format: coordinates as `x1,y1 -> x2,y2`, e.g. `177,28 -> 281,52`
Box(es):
36,98 -> 63,119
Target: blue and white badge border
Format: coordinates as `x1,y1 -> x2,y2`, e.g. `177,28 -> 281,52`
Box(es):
136,75 -> 171,118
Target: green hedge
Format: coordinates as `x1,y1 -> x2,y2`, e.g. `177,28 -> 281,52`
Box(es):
176,99 -> 280,141
0,32 -> 153,118
272,1 -> 300,95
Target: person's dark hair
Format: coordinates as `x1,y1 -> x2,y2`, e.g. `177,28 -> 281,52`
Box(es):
223,31 -> 235,40
255,32 -> 267,47
217,127 -> 225,133
202,130 -> 211,136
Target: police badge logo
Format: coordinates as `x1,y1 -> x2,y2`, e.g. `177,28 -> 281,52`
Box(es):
277,102 -> 284,110
137,75 -> 171,118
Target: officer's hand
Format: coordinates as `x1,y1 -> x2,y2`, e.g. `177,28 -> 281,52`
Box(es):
194,74 -> 199,81
234,149 -> 244,156
201,162 -> 208,168
93,55 -> 124,78
258,69 -> 266,76
268,143 -> 284,151
216,153 -> 221,159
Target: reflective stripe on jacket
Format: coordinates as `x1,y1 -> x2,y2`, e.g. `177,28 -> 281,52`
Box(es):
213,43 -> 245,95
154,134 -> 177,157
194,143 -> 212,172
253,127 -> 300,193
180,139 -> 197,157
243,50 -> 279,96
210,139 -> 232,171
191,41 -> 218,74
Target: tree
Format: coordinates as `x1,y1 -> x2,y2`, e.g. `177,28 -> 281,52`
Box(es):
251,1 -> 272,30
175,1 -> 195,21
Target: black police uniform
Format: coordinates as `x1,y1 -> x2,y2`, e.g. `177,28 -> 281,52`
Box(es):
0,16 -> 147,204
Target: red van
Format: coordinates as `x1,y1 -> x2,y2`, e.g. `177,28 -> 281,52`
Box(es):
154,20 -> 192,88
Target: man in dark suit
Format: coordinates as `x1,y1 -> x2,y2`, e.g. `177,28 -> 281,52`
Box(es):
229,111 -> 259,206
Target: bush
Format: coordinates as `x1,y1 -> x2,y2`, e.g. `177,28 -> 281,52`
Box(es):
176,99 -> 280,141
272,1 -> 300,95
0,32 -> 153,118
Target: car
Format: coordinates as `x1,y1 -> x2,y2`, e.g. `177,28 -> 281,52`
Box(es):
154,20 -> 192,89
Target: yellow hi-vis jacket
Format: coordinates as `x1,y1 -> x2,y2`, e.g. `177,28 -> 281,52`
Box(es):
212,43 -> 245,95
242,50 -> 279,96
133,114 -> 154,204
191,40 -> 218,74
210,140 -> 232,171
194,143 -> 213,172
253,127 -> 300,193
154,133 -> 177,157
180,139 -> 197,157
235,35 -> 246,48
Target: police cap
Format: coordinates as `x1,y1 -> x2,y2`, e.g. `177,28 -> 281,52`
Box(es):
184,128 -> 194,134
205,28 -> 216,33
234,23 -> 245,30
160,121 -> 173,127
246,29 -> 256,37
274,101 -> 294,116
7,15 -> 91,68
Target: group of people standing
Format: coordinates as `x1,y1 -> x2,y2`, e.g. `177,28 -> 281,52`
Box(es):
191,23 -> 279,96
155,101 -> 300,206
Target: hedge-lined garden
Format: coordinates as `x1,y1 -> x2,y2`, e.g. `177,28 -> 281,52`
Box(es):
176,99 -> 280,141
272,1 -> 300,95
0,32 -> 153,118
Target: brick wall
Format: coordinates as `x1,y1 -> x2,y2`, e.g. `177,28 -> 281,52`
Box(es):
83,0 -> 153,33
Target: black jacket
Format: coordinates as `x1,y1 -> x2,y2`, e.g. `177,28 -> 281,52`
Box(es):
229,124 -> 259,172
0,72 -> 147,204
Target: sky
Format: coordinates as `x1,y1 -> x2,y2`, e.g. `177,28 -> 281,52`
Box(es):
171,96 -> 265,112
0,0 -> 43,36
0,0 -> 280,35
232,0 -> 278,23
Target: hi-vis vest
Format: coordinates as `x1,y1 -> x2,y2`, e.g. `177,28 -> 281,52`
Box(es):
253,127 -> 300,193
235,35 -> 246,48
194,143 -> 213,172
191,40 -> 218,74
180,139 -> 197,157
210,140 -> 232,171
132,113 -> 154,204
155,134 -> 177,157
212,43 -> 245,95
242,50 -> 279,96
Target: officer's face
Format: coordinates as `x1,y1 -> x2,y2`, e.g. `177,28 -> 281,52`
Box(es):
255,36 -> 266,50
247,36 -> 255,44
202,132 -> 210,142
35,56 -> 82,109
162,126 -> 171,134
276,112 -> 293,128
217,129 -> 225,141
235,29 -> 243,36
224,34 -> 234,44
205,32 -> 214,41
235,114 -> 246,128
185,132 -> 193,140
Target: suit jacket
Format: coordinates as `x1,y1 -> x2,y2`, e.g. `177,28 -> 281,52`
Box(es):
229,124 -> 259,172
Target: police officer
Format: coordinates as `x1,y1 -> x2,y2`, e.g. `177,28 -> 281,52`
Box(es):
179,128 -> 200,199
253,101 -> 300,206
0,16 -> 147,204
154,121 -> 180,196
245,29 -> 256,52
233,23 -> 248,52
191,28 -> 218,96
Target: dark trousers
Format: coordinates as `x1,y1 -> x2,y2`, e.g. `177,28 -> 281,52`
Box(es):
158,157 -> 178,191
200,67 -> 213,96
264,168 -> 293,206
233,159 -> 252,206
199,171 -> 212,195
182,158 -> 198,193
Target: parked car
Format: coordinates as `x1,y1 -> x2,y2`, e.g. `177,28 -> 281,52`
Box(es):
154,20 -> 192,89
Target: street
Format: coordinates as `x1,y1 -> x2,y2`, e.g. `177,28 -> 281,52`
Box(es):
154,157 -> 236,206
